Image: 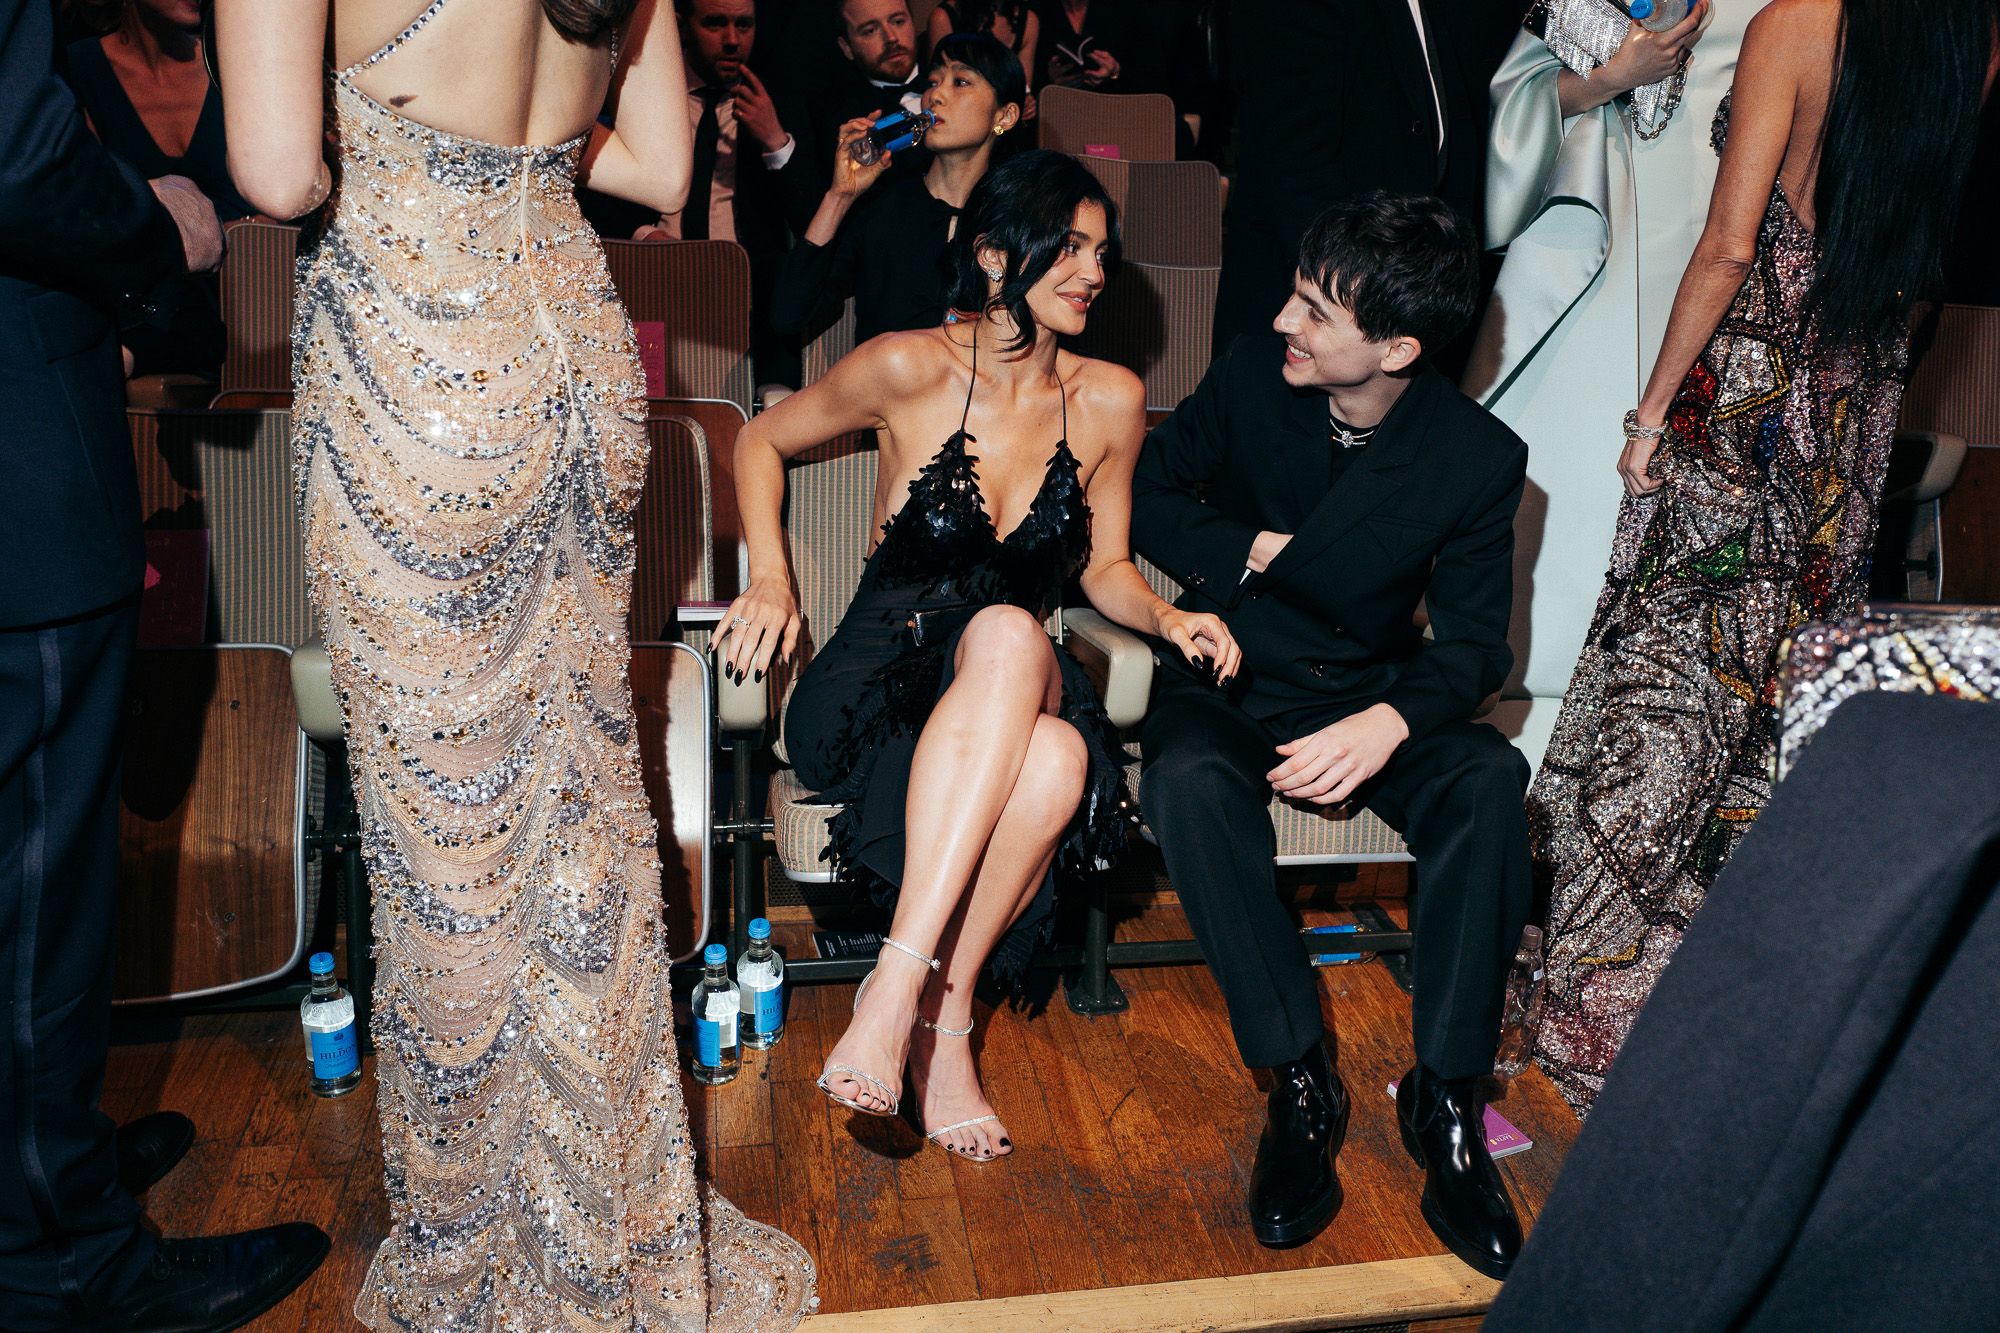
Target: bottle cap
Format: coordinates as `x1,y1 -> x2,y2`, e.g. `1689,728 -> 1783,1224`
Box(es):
309,952 -> 335,975
704,943 -> 729,966
1520,925 -> 1543,951
748,918 -> 771,940
1629,0 -> 1654,15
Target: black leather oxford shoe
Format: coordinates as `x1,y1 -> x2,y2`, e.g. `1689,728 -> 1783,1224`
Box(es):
1396,1064 -> 1523,1279
71,1224 -> 330,1333
1248,1041 -> 1350,1246
116,1112 -> 197,1197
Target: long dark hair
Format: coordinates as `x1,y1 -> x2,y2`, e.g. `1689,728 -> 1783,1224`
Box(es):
543,0 -> 638,42
1810,0 -> 1996,344
946,149 -> 1121,351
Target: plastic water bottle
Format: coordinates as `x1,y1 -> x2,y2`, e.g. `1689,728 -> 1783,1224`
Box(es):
848,110 -> 934,165
300,952 -> 362,1098
690,944 -> 740,1085
1627,0 -> 1689,31
737,918 -> 785,1050
1493,926 -> 1547,1080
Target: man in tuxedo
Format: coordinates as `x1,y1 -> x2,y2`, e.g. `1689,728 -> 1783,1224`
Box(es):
0,0 -> 329,1326
1132,194 -> 1532,1276
1213,0 -> 1486,359
793,0 -> 932,186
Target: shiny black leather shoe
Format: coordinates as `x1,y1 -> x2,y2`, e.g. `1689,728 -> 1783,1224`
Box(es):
1247,1041 -> 1350,1246
71,1224 -> 331,1333
1396,1064 -> 1523,1279
116,1112 -> 196,1197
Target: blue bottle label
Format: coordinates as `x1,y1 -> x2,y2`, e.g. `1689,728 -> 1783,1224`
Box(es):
697,1017 -> 720,1067
309,1024 -> 359,1080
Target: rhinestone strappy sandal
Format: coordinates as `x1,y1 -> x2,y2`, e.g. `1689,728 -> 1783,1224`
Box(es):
815,936 -> 939,1118
915,1015 -> 1001,1162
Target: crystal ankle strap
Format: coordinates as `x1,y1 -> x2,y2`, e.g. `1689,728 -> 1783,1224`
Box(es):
882,936 -> 940,971
920,1016 -> 973,1037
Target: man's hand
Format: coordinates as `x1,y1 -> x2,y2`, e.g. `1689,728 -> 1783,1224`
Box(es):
1268,703 -> 1409,805
1247,530 -> 1292,574
150,175 -> 222,273
735,68 -> 789,155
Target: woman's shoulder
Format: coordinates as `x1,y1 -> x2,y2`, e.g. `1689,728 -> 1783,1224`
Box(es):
847,326 -> 964,394
1060,351 -> 1146,414
1743,0 -> 1841,48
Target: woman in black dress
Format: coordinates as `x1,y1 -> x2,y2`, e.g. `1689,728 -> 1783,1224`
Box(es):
723,151 -> 1238,1162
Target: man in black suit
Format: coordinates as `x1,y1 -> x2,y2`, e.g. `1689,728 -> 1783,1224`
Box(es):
789,0 -> 932,187
1132,194 -> 1531,1276
0,0 -> 328,1326
1213,0 -> 1485,358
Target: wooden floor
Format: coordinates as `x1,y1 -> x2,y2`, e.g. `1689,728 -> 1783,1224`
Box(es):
103,880 -> 1578,1332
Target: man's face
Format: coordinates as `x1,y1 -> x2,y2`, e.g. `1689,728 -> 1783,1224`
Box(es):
682,0 -> 757,87
1272,271 -> 1413,391
838,0 -> 917,83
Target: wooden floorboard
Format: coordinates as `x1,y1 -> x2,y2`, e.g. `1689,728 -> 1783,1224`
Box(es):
104,898 -> 1574,1331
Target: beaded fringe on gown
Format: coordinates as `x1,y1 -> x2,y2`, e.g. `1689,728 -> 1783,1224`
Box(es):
292,13 -> 814,1330
1526,166 -> 1909,1117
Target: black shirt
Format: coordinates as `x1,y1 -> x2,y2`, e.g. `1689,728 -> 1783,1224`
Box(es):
771,175 -> 959,343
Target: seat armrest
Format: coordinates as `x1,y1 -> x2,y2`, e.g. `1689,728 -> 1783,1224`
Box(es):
715,639 -> 772,733
290,641 -> 345,742
1062,607 -> 1154,729
1892,430 -> 1968,504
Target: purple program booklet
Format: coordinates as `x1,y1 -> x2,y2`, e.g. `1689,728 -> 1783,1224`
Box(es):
1386,1081 -> 1534,1159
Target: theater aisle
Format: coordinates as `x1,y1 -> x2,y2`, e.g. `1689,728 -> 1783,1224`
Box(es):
102,890 -> 1577,1332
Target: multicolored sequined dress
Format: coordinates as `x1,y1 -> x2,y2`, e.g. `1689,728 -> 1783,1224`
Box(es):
292,6 -> 815,1328
1527,112 -> 1910,1116
783,342 -> 1126,980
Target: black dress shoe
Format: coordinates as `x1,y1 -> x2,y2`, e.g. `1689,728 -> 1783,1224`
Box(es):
72,1224 -> 330,1333
1247,1040 -> 1350,1246
1396,1064 -> 1523,1279
116,1112 -> 196,1197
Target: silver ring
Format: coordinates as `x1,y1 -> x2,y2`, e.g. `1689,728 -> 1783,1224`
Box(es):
729,616 -> 749,628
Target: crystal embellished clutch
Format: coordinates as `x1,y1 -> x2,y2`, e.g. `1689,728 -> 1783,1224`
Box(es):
1525,0 -> 1688,140
1775,603 -> 2000,779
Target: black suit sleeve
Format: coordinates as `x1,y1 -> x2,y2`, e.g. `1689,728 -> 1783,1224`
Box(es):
1130,339 -> 1261,612
770,196 -> 865,337
1380,437 -> 1524,739
0,0 -> 183,325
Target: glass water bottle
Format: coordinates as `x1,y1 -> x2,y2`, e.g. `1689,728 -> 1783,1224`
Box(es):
1494,925 -> 1547,1080
300,952 -> 362,1098
848,110 -> 934,165
737,917 -> 785,1050
690,943 -> 740,1085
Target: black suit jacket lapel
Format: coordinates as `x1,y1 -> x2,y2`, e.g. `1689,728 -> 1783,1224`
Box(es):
1371,0 -> 1442,179
1258,369 -> 1441,583
1272,387 -> 1333,527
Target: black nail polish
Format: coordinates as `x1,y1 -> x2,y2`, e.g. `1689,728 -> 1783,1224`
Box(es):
999,1138 -> 1010,1147
754,668 -> 763,682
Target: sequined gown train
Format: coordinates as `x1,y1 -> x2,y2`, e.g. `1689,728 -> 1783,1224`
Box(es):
1527,124 -> 1909,1116
292,6 -> 814,1327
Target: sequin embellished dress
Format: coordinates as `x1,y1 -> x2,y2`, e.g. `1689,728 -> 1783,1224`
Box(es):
292,6 -> 815,1328
1527,113 -> 1910,1116
783,349 -> 1126,979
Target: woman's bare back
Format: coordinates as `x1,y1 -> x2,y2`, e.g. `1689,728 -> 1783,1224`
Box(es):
334,0 -> 611,147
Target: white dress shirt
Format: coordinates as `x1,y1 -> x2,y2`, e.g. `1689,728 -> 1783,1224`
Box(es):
655,74 -> 798,242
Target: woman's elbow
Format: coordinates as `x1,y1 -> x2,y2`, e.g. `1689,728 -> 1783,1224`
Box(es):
229,150 -> 324,221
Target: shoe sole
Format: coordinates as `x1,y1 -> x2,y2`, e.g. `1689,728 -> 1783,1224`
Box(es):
1251,1089 -> 1351,1247
1398,1110 -> 1512,1281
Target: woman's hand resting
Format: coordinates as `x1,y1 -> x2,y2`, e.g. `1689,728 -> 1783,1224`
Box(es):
1154,606 -> 1242,683
1618,431 -> 1666,497
718,577 -> 801,681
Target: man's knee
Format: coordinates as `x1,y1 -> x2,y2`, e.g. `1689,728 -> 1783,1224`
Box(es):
1140,736 -> 1265,818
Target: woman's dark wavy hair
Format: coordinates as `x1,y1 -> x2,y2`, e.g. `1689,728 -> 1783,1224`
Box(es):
1809,0 -> 1996,344
927,31 -> 1028,115
544,0 -> 638,43
946,149 -> 1120,351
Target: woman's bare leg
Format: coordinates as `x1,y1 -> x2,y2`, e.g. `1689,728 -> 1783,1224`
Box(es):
911,712 -> 1087,1157
818,605 -> 1065,1113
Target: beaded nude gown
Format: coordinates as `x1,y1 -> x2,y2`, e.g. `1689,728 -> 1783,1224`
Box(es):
1527,103 -> 1910,1116
292,5 -> 814,1328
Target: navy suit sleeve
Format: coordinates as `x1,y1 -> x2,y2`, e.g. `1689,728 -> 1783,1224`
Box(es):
1380,436 -> 1525,739
0,0 -> 184,324
1130,338 -> 1262,612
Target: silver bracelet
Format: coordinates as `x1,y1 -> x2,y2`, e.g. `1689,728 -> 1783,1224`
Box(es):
1623,409 -> 1666,440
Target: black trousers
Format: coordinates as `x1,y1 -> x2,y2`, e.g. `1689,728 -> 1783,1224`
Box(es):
1140,674 -> 1532,1078
0,597 -> 153,1328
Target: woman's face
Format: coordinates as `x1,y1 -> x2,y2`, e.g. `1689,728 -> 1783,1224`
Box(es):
998,199 -> 1111,338
922,61 -> 1017,151
140,0 -> 202,31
